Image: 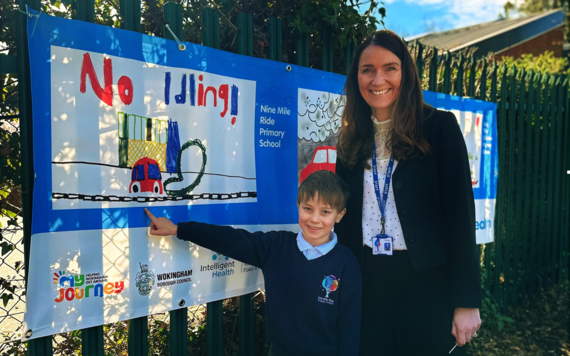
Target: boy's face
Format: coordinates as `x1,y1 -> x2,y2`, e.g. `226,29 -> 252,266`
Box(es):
297,194 -> 346,247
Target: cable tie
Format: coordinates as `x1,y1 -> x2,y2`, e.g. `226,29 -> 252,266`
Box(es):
165,24 -> 186,51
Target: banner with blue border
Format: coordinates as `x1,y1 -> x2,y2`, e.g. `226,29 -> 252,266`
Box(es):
23,10 -> 497,340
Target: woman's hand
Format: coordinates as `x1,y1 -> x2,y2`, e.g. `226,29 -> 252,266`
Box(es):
452,307 -> 481,346
145,208 -> 178,236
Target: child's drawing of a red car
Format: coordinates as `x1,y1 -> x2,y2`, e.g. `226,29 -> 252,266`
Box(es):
300,146 -> 337,184
129,157 -> 163,194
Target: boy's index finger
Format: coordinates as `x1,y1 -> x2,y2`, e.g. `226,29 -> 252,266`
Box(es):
144,208 -> 157,222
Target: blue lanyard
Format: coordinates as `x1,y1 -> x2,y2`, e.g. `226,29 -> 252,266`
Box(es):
372,141 -> 395,235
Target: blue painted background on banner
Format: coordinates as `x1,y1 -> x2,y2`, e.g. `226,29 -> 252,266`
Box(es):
27,10 -> 497,235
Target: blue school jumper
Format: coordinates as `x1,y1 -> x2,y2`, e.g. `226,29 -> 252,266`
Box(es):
177,222 -> 362,356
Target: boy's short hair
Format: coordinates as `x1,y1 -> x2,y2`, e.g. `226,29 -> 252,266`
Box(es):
297,170 -> 350,211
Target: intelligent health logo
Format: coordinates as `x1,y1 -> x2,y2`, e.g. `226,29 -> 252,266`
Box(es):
212,253 -> 229,261
318,275 -> 339,305
199,252 -> 235,278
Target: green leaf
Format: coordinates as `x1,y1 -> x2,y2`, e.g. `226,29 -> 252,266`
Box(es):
332,2 -> 340,14
0,242 -> 15,256
324,16 -> 336,25
1,293 -> 13,307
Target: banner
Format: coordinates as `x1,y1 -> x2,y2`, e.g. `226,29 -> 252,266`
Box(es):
23,11 -> 497,340
424,92 -> 498,244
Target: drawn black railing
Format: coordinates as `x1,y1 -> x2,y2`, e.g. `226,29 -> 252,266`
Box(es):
52,191 -> 257,202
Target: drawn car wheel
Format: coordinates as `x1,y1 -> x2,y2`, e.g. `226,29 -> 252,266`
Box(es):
131,182 -> 141,194
153,181 -> 161,194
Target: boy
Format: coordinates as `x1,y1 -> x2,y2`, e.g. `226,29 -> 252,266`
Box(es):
145,170 -> 362,356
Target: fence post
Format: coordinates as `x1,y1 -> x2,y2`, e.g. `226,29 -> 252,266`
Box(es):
170,305 -> 188,355
239,294 -> 254,356
70,4 -> 106,354
117,2 -> 149,354
235,14 -> 256,355
82,326 -> 104,356
467,56 -> 475,97
202,8 -> 220,49
502,65 -> 518,308
119,0 -> 141,32
536,73 -> 551,294
15,0 -> 51,354
511,68 -> 526,307
164,2 -> 183,41
321,25 -> 333,71
345,38 -> 355,75
75,0 -> 95,22
544,76 -> 559,289
551,78 -> 565,285
493,63 -> 508,304
207,301 -> 223,356
161,5 -> 190,354
442,51 -> 452,94
455,52 -> 464,96
415,41 -> 423,81
428,48 -> 438,92
558,79 -> 570,283
236,13 -> 252,56
529,72 -> 544,295
520,70 -> 535,297
478,58 -> 487,101
484,61 -> 497,294
268,17 -> 282,61
297,31 -> 309,67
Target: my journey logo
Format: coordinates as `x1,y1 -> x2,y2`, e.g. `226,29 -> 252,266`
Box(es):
53,270 -> 124,303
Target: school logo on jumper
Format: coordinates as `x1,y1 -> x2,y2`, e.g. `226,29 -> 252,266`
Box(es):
318,275 -> 339,305
53,270 -> 124,303
135,263 -> 156,296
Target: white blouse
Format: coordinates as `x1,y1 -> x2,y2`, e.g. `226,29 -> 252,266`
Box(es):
362,117 -> 407,250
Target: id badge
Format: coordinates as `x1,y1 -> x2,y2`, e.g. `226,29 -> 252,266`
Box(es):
373,234 -> 393,256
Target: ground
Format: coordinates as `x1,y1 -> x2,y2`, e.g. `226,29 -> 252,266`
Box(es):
468,283 -> 569,356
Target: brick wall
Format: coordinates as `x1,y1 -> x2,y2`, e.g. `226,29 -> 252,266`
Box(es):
495,27 -> 564,60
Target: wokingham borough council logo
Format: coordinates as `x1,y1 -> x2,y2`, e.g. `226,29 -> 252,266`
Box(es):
135,263 -> 156,296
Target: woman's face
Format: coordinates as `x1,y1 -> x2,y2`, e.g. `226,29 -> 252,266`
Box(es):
357,45 -> 402,118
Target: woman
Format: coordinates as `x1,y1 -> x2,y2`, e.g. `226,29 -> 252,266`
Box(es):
334,30 -> 481,355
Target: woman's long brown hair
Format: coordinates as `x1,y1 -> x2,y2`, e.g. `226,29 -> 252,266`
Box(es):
337,30 -> 431,169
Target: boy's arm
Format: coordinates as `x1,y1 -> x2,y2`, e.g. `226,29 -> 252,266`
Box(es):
338,260 -> 362,356
176,221 -> 273,269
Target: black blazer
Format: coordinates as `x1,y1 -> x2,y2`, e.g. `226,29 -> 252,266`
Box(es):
335,108 -> 481,308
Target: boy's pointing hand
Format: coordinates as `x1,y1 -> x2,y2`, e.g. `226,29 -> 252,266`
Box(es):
145,208 -> 178,236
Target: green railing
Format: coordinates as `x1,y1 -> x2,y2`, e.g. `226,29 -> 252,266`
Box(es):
3,0 -> 569,355
409,43 -> 569,310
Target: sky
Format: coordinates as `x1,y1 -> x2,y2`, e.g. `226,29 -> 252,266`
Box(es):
358,0 -> 512,39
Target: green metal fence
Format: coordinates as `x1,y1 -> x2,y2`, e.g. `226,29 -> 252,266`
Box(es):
409,43 -> 570,311
2,0 -> 569,355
